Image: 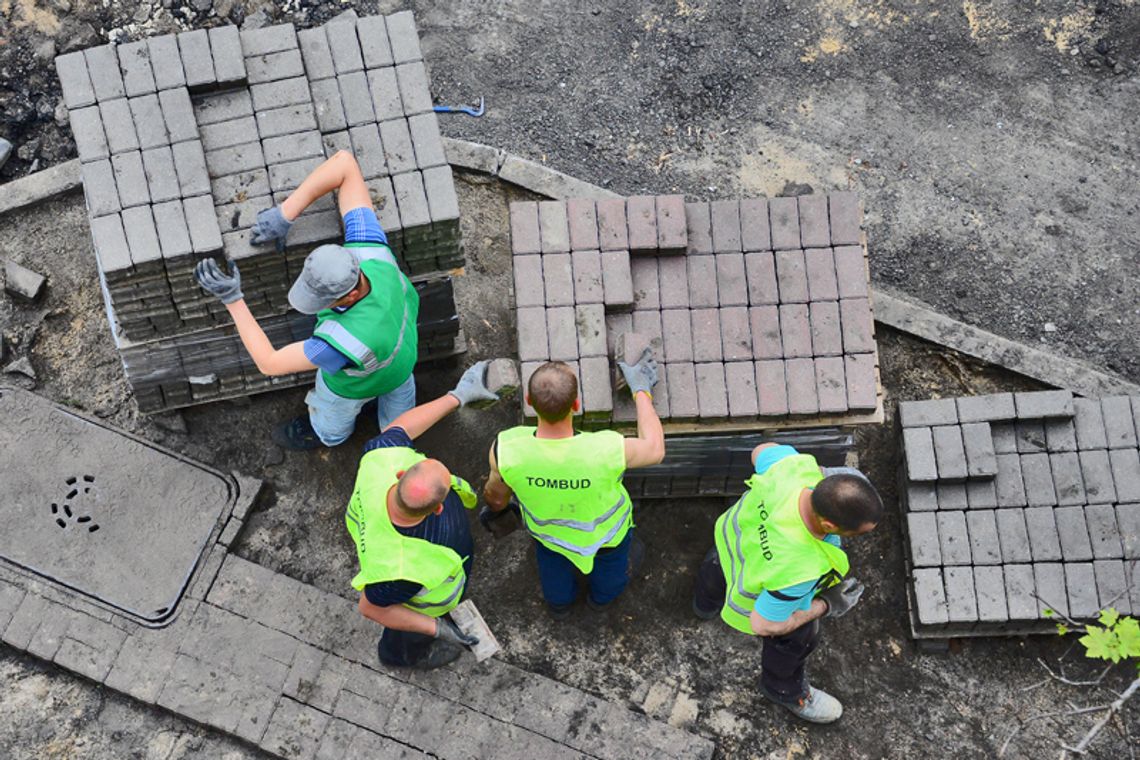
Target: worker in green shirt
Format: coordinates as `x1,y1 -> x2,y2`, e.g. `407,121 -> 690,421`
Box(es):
692,443 -> 883,724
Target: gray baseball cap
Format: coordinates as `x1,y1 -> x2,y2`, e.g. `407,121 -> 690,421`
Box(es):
288,244 -> 361,314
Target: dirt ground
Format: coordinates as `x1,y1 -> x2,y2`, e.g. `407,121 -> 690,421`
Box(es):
2,176 -> 1137,759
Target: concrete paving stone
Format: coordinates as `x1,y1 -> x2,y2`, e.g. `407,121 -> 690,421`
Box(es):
184,194 -> 224,253
709,200 -> 742,252
912,568 -> 949,625
1078,449 -> 1117,504
26,607 -> 79,661
1004,564 -> 1037,620
0,584 -> 28,636
89,212 -> 132,274
547,306 -> 578,361
828,191 -> 862,245
172,140 -> 211,196
1014,390 -> 1075,419
994,453 -> 1028,507
1034,562 -> 1067,617
628,313 -> 663,368
721,306 -> 752,361
749,305 -> 782,359
321,129 -> 352,158
297,28 -> 335,80
966,510 -> 1002,565
756,359 -> 789,417
716,253 -> 748,306
252,76 -> 311,113
938,482 -> 969,510
1102,396 -> 1138,448
774,249 -> 809,304
833,244 -> 868,299
605,312 -> 632,355
738,197 -> 771,251
206,140 -> 265,179
1121,503 -> 1140,559
176,30 -> 215,88
99,98 -> 139,154
379,118 -> 416,173
906,482 -> 939,512
245,48 -> 305,84
936,510 -> 971,565
513,255 -> 544,308
814,355 -> 847,413
118,40 -> 156,97
283,645 -> 346,713
809,300 -> 842,357
538,200 -> 571,254
956,392 -> 1017,423
630,256 -> 660,310
69,105 -> 108,162
1044,419 -> 1079,453
1073,398 -> 1110,450
767,196 -> 800,250
596,198 -> 628,251
966,478 -> 999,509
103,631 -> 179,703
408,111 -> 446,168
356,15 -> 394,68
2,592 -> 51,649
1050,452 -> 1086,506
209,26 -> 246,82
422,164 -> 459,222
655,194 -> 687,253
1085,504 -> 1123,559
625,195 -> 657,251
396,61 -> 432,115
995,508 -> 1032,563
129,94 -> 169,151
179,604 -> 295,688
944,565 -> 978,623
656,256 -> 688,309
1133,398 -> 1140,449
324,18 -> 365,74
200,115 -> 259,152
260,697 -> 330,759
147,35 -> 186,91
575,304 -> 606,358
1024,506 -> 1063,561
240,23 -> 298,56
785,358 -> 819,415
845,353 -> 878,411
55,51 -> 97,109
566,198 -> 599,250
158,88 -> 199,142
778,303 -> 812,359
54,613 -> 128,683
990,423 -> 1017,454
152,200 -> 193,258
580,355 -> 613,416
684,201 -> 713,254
960,422 -> 998,478
1016,421 -> 1048,453
695,363 -> 729,420
797,195 -> 830,248
724,361 -> 759,418
903,426 -> 938,482
364,67 -> 402,124
1064,563 -> 1099,619
81,159 -> 120,216
973,566 -> 1009,622
803,248 -> 839,302
263,130 -> 323,165
840,297 -> 875,353
386,10 -> 424,64
213,169 -> 270,205
600,250 -> 634,309
907,512 -> 941,566
1054,505 -> 1094,561
1021,453 -> 1058,506
687,254 -> 718,309
1109,448 -> 1140,502
1093,560 -> 1131,615
192,88 -> 251,127
660,309 -> 693,363
84,44 -> 124,101
899,398 -> 958,428
310,77 -> 348,133
745,250 -> 779,305
392,170 -> 430,228
690,308 -> 722,363
509,201 -> 541,254
157,653 -> 245,733
665,363 -> 699,419
268,156 -> 322,193
541,252 -> 574,307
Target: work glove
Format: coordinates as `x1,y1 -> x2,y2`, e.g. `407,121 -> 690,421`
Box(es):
250,206 -> 293,248
617,348 -> 659,397
435,616 -> 479,647
194,259 -> 243,305
448,360 -> 499,407
818,577 -> 865,619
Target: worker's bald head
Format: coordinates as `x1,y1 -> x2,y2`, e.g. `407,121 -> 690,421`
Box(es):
527,361 -> 578,422
811,474 -> 883,535
395,459 -> 451,518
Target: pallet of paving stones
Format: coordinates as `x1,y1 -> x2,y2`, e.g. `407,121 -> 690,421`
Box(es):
897,390 -> 1140,639
59,11 -> 463,347
509,193 -> 883,433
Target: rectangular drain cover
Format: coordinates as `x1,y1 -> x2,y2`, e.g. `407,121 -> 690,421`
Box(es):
0,387 -> 234,625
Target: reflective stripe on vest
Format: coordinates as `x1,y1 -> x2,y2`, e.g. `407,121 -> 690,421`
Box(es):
317,274 -> 411,378
406,571 -> 464,610
517,494 -> 631,556
718,494 -> 759,618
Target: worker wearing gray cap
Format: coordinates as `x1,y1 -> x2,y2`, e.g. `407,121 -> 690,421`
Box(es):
195,150 -> 419,450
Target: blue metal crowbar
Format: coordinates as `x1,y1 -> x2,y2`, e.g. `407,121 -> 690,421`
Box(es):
433,96 -> 485,117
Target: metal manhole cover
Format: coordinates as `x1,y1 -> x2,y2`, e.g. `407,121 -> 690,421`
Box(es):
0,387 -> 233,625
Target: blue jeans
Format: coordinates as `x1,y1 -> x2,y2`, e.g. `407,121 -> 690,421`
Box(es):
305,372 -> 417,446
534,530 -> 633,608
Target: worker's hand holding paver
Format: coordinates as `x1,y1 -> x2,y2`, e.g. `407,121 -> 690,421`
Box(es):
818,577 -> 865,618
616,348 -> 659,396
448,360 -> 499,407
194,259 -> 243,305
435,616 -> 479,648
249,206 -> 293,246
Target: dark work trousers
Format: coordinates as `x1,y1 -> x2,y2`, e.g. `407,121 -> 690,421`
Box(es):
534,530 -> 633,608
377,627 -> 435,667
693,549 -> 820,703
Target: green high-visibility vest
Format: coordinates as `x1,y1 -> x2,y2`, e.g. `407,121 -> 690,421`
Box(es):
496,426 -> 631,574
714,453 -> 850,634
314,258 -> 420,400
345,446 -> 477,617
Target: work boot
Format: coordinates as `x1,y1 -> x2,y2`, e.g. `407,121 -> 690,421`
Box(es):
761,683 -> 843,724
271,416 -> 323,450
692,548 -> 721,620
377,638 -> 463,670
691,596 -> 719,621
547,601 -> 573,621
627,534 -> 646,577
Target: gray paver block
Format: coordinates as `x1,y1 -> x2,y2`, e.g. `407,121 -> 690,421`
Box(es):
1073,398 -> 1109,450
956,393 -> 1017,423
1065,563 -> 1099,618
828,191 -> 861,245
840,297 -> 875,353
1050,452 -> 1086,506
974,566 -> 1008,622
684,201 -> 713,254
994,453 -> 1028,507
695,362 -> 728,420
147,35 -> 186,91
89,212 -> 132,274
1021,453 -> 1058,506
365,67 -> 402,124
70,105 -> 108,161
184,195 -> 224,254
1044,419 -> 1078,453
240,23 -> 298,56
200,116 -> 259,152
158,87 -> 200,142
1004,564 -> 1037,620
268,156 -> 322,193
665,363 -> 699,420
118,40 -> 156,96
1014,390 -> 1074,419
797,195 -> 830,248
258,103 -> 319,139
260,697 -> 330,759
744,250 -> 779,305
903,426 -> 938,482
213,169 -> 270,205
251,76 -> 311,113
422,164 -> 459,222
575,304 -> 606,358
1034,562 -> 1067,617
600,250 -> 633,310
326,18 -> 365,74
392,170 -> 430,228
245,48 -> 305,84
356,15 -> 394,68
907,512 -> 941,566
408,112 -> 446,168
56,51 -> 97,108
1085,503 -> 1123,559
206,141 -> 265,179
750,305 -> 782,359
938,482 -> 968,510
906,482 -> 938,512
778,303 -> 811,358
129,94 -> 169,151
84,44 -> 124,101
386,10 -> 424,64
809,300 -> 842,356
297,27 -> 336,79
725,361 -> 759,418
1079,449 -> 1117,504
961,422 -> 998,478
774,249 -> 808,303
265,129 -> 324,165
538,201 -> 570,254
596,198 -> 628,251
121,206 -> 163,266
567,198 -> 599,251
768,196 -> 800,250
932,425 -> 968,481
756,360 -> 788,417
26,608 -> 75,661
176,29 -> 215,87
1016,420 -> 1048,453
709,200 -> 741,252
192,87 -> 252,125
739,197 -> 771,251
785,357 -> 818,415
310,77 -> 348,132
1054,505 -> 1094,561
936,511 -> 971,566
1025,506 -> 1063,561
944,565 -> 978,623
656,194 -> 687,252
845,353 -> 877,411
209,26 -> 245,82
172,140 -> 211,196
716,252 -> 748,306
660,309 -> 693,363
1109,448 -> 1140,502
379,118 -> 415,174
81,159 -> 120,217
103,632 -> 179,703
814,355 -> 847,414
966,510 -> 1001,565
991,423 -> 1017,453
152,200 -> 193,258
99,98 -> 139,154
721,306 -> 752,362
899,398 -> 958,427
912,568 -> 949,625
396,61 -> 433,115
547,306 -> 577,362
686,254 -> 718,309
690,308 -> 722,363
1102,396 -> 1138,449
579,356 -> 612,416
995,508 -> 1032,563
1093,560 -> 1130,615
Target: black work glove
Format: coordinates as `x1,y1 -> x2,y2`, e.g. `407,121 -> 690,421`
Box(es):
818,577 -> 865,619
478,503 -> 521,538
435,616 -> 478,647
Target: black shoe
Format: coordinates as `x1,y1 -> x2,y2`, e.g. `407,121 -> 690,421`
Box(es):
627,534 -> 646,577
692,596 -> 719,621
271,416 -> 323,450
378,638 -> 462,670
547,602 -> 573,621
586,595 -> 612,612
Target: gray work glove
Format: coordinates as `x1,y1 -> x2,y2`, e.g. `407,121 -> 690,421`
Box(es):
250,206 -> 293,248
617,348 -> 659,397
818,577 -> 865,619
448,360 -> 499,407
194,259 -> 243,305
435,616 -> 478,647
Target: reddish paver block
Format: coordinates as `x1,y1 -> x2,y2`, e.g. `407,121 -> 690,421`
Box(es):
614,331 -> 654,368
695,363 -> 728,420
690,309 -> 722,363
745,251 -> 779,305
903,427 -> 938,482
932,425 -> 968,481
716,253 -> 748,306
666,363 -> 699,420
797,195 -> 830,248
755,360 -> 788,416
631,310 -> 664,357
510,201 -> 541,255
516,307 -> 548,361
600,250 -> 634,310
778,304 -> 812,358
1004,564 -> 1037,620
1102,396 -> 1138,448
944,566 -> 978,622
966,510 -> 1002,565
996,509 -> 1033,563
1022,453 -> 1058,506
630,256 -> 660,310
828,192 -> 862,246
1014,390 -> 1074,419
907,512 -> 941,567
739,198 -> 771,251
960,422 -> 998,477
596,198 -> 628,251
567,198 -> 599,251
1080,450 -> 1117,504
579,356 -> 613,418
684,202 -> 713,254
1050,452 -> 1086,506
710,200 -> 742,252
768,197 -> 800,250
750,305 -> 782,360
656,195 -> 687,253
1025,506 -> 1063,560
995,453 -> 1028,507
605,313 -> 632,355
571,250 -> 604,304
832,244 -> 868,299
658,255 -> 689,309
1085,504 -> 1123,559
785,358 -> 819,415
803,248 -> 839,302
774,249 -> 809,304
542,253 -> 575,308
687,255 -> 719,309
908,482 -> 941,513
840,297 -> 875,353
974,566 -> 1008,622
720,306 -> 752,361
547,306 -> 578,361
913,568 -> 949,625
725,361 -> 759,418
809,301 -> 842,357
814,356 -> 847,414
844,353 -> 877,411
1073,398 -> 1109,450
519,361 -> 541,418
538,201 -> 570,254
956,393 -> 1017,424
1109,448 -> 1140,502
626,195 -> 657,252
575,304 -> 606,358
660,309 -> 693,363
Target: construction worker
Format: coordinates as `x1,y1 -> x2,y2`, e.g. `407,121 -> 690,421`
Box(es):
194,150 -> 418,450
348,360 -> 501,669
482,353 -> 665,618
691,443 -> 883,724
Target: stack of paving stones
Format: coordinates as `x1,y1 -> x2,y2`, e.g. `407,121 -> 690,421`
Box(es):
899,390 -> 1140,638
509,193 -> 880,429
56,12 -> 465,412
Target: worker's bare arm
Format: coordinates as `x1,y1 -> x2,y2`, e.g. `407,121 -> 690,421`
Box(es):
358,594 -> 438,636
749,598 -> 828,637
383,392 -> 461,440
483,445 -> 514,510
280,150 -> 372,221
623,391 -> 666,469
225,300 -> 317,375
